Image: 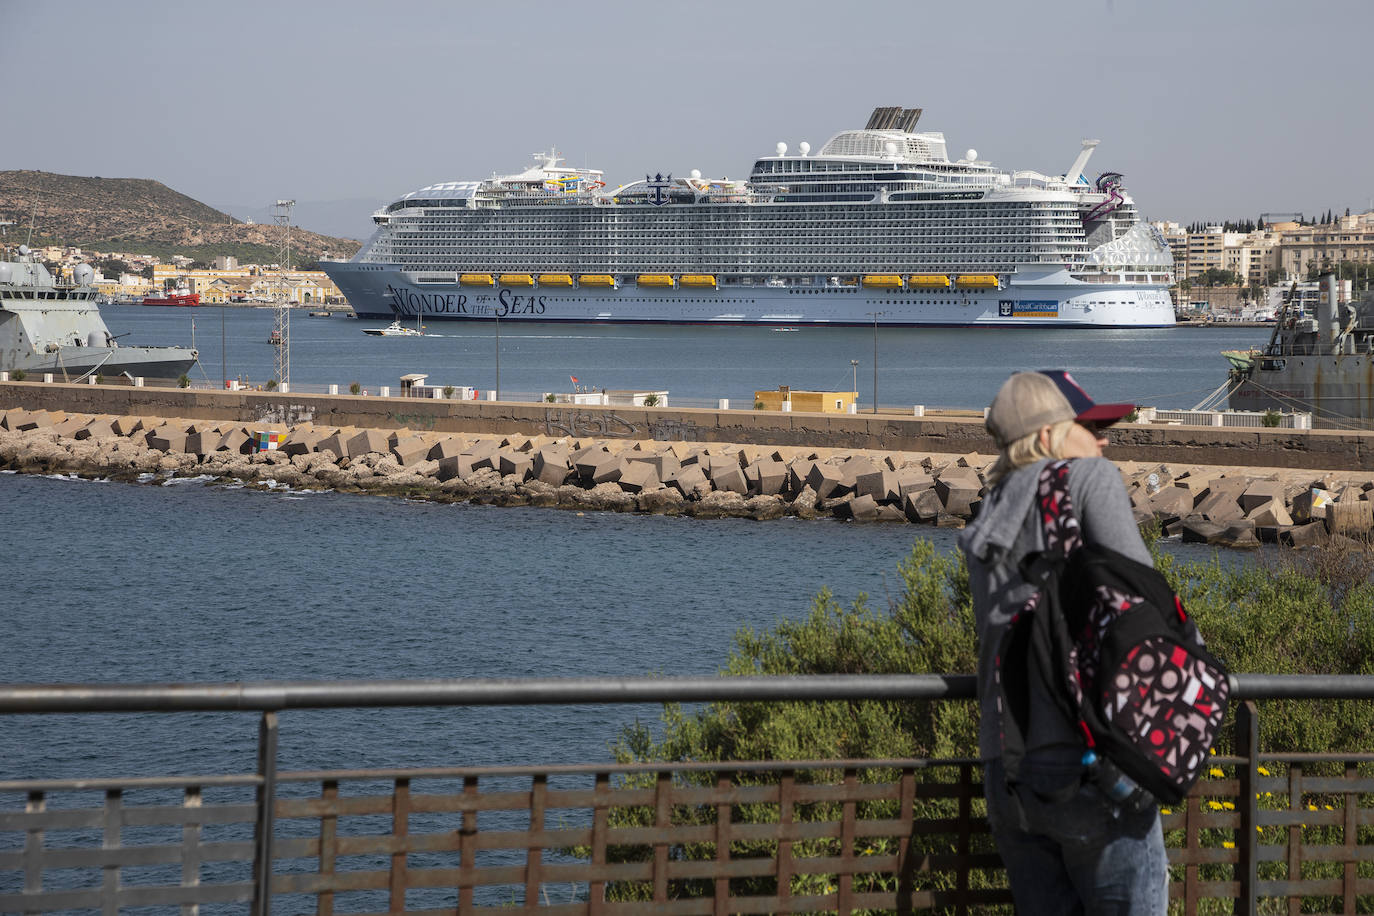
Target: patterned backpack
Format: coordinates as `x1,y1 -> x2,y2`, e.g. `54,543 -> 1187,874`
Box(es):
995,459 -> 1231,806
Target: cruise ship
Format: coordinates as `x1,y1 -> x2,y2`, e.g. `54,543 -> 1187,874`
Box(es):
324,107 -> 1175,328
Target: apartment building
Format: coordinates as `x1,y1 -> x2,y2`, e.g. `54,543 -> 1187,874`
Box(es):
1275,212 -> 1374,280
1157,211 -> 1374,287
151,264 -> 344,305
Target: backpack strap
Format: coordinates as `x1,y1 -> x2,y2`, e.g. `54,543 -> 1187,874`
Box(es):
1035,458 -> 1082,557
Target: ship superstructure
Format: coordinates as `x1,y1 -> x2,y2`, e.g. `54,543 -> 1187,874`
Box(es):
1226,274 -> 1374,425
325,107 -> 1175,328
0,245 -> 198,380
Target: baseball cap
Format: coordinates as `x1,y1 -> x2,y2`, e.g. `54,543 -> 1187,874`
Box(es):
985,370 -> 1135,448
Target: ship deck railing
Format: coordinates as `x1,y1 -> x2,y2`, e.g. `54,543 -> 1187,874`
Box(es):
2,674 -> 1373,915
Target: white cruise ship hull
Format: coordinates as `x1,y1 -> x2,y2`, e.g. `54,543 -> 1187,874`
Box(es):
331,264 -> 1174,328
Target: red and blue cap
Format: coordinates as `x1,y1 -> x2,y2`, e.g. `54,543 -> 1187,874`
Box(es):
986,370 -> 1135,448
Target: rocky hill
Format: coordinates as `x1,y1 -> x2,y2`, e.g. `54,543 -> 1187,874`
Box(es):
0,170 -> 360,264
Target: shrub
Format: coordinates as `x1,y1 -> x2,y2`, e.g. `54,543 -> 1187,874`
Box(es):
545,393 -> 557,403
443,385 -> 455,399
1262,409 -> 1282,427
94,375 -> 104,385
265,379 -> 278,391
177,374 -> 190,388
348,381 -> 361,395
597,536 -> 1374,903
11,369 -> 25,381
641,393 -> 659,407
1122,407 -> 1139,423
754,399 -> 766,410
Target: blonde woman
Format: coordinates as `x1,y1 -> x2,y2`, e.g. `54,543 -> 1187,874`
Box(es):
959,371 -> 1165,915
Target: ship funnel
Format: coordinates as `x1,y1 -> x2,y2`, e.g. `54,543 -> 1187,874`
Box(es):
1320,272 -> 1340,353
1065,139 -> 1099,186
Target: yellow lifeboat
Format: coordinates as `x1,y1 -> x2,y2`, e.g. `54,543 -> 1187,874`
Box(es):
637,274 -> 675,288
862,275 -> 904,289
908,274 -> 951,289
459,273 -> 494,287
955,274 -> 999,289
538,274 -> 574,287
578,274 -> 616,287
679,274 -> 717,288
499,274 -> 534,286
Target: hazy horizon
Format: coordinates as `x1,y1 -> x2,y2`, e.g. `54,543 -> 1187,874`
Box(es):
4,0 -> 1372,241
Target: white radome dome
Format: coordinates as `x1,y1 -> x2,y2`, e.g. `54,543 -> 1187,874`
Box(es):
776,142 -> 787,156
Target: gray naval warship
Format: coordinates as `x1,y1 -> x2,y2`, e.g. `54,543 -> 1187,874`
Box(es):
1225,273 -> 1374,426
1,244 -> 198,381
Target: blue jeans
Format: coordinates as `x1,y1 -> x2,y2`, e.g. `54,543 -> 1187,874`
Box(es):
984,755 -> 1167,915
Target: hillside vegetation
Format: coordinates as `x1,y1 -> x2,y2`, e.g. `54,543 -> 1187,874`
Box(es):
0,170 -> 360,264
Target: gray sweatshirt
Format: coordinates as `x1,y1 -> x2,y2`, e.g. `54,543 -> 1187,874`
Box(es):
957,457 -> 1152,762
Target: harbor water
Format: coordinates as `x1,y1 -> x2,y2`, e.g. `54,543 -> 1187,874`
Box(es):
109,304 -> 1272,410
1,314 -> 1263,777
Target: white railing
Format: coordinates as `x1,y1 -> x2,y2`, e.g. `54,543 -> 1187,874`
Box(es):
1143,407 -> 1312,429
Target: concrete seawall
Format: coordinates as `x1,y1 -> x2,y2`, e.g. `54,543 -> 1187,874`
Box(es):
3,382 -> 1373,471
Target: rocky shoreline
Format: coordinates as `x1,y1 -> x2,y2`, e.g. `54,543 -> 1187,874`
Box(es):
3,408 -> 1372,547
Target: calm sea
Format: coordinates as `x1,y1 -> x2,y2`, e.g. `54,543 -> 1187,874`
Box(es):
1,314 -> 1263,780
0,312 -> 1274,908
105,304 -> 1271,409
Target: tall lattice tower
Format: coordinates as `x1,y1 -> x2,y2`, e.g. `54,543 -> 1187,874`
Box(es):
272,199 -> 295,388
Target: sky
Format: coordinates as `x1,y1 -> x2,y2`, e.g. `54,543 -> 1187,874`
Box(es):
4,0 -> 1373,240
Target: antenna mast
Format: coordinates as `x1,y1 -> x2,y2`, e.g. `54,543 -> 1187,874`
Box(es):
272,199 -> 295,388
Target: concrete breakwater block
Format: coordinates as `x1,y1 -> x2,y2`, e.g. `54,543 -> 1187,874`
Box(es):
144,426 -> 188,453
533,446 -> 572,485
618,461 -> 661,494
427,436 -> 469,461
74,418 -> 116,441
391,436 -> 431,466
347,429 -> 391,459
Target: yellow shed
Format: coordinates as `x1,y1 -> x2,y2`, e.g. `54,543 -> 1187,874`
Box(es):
753,386 -> 857,413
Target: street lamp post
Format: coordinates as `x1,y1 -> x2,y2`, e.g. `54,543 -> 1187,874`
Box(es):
866,312 -> 885,413
850,360 -> 859,405
494,311 -> 501,401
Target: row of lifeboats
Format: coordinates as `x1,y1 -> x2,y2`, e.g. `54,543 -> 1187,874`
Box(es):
453,272 -> 1000,290
457,273 -> 720,289
862,274 -> 1000,290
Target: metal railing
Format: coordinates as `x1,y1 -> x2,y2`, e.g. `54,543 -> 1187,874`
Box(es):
2,674 -> 1373,915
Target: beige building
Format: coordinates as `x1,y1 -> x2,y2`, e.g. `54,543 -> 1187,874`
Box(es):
151,264 -> 344,305
1274,212 -> 1374,280
1160,212 -> 1374,290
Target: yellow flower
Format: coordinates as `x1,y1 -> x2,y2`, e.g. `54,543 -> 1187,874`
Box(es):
1160,807 -> 1172,815
1208,801 -> 1224,810
1209,767 -> 1225,777
1257,766 -> 1271,776
1223,801 -> 1235,810
1307,804 -> 1318,811
1223,841 -> 1235,849
1209,747 -> 1217,755
1324,805 -> 1334,810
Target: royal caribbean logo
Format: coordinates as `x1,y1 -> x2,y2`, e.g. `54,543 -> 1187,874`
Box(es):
1000,299 -> 1059,318
646,172 -> 672,206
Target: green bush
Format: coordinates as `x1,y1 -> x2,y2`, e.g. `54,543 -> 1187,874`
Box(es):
1261,409 -> 1282,427
11,369 -> 25,381
348,381 -> 361,395
641,393 -> 659,407
177,374 -> 190,388
265,379 -> 278,391
754,399 -> 766,410
545,393 -> 557,403
443,385 -> 455,399
596,536 -> 1374,904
